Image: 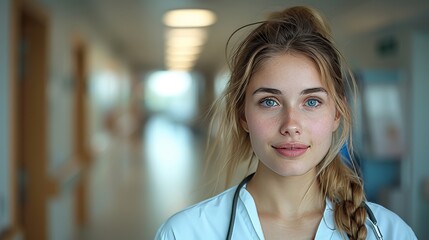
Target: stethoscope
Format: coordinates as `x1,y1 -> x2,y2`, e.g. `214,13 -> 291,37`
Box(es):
226,173 -> 384,240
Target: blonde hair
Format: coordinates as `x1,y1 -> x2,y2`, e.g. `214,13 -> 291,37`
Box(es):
205,6 -> 367,240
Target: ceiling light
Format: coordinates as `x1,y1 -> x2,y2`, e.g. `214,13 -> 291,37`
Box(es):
166,54 -> 199,63
166,45 -> 202,56
166,36 -> 206,47
165,57 -> 197,66
166,28 -> 207,40
163,9 -> 217,27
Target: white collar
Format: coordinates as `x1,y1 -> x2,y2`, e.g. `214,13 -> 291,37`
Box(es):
238,186 -> 338,239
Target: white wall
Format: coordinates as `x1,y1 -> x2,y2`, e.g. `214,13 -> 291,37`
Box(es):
45,8 -> 76,240
0,0 -> 11,233
47,10 -> 74,174
44,3 -> 133,239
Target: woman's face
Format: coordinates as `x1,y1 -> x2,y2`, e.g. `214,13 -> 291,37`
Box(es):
242,53 -> 339,177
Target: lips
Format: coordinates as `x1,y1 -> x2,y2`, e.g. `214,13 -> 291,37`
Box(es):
272,143 -> 310,158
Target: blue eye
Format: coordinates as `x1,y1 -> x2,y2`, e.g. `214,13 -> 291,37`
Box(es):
260,98 -> 279,108
305,99 -> 320,107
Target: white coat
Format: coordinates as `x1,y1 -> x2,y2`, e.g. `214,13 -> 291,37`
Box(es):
155,185 -> 417,239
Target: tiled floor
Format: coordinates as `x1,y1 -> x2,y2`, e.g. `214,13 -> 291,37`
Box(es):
77,115 -> 207,240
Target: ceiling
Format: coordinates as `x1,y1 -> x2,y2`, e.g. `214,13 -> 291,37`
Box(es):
40,0 -> 429,75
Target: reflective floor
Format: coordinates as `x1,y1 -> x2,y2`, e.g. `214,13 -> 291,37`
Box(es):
77,115 -> 206,240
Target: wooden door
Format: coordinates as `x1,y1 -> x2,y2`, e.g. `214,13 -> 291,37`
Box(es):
73,39 -> 91,227
14,2 -> 49,240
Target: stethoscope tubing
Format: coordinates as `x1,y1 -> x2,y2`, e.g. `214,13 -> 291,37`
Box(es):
226,173 -> 383,240
226,173 -> 255,239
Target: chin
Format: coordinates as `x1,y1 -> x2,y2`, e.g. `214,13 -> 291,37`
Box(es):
270,164 -> 316,178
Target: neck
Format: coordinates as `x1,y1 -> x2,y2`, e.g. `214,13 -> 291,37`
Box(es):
246,164 -> 324,218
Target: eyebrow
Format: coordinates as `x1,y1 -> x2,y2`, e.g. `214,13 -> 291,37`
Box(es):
301,87 -> 327,95
252,87 -> 282,95
252,87 -> 327,96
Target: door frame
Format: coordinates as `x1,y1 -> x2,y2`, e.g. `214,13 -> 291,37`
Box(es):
12,1 -> 49,239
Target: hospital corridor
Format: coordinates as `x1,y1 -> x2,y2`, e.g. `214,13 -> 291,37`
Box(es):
76,115 -> 206,240
1,0 -> 429,240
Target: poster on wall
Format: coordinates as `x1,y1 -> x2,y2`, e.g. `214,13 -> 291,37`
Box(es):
358,70 -> 405,160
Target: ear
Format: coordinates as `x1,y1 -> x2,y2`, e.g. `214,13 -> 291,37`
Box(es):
240,115 -> 249,133
332,110 -> 340,132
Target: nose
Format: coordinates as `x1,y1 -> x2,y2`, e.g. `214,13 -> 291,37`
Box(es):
280,107 -> 302,136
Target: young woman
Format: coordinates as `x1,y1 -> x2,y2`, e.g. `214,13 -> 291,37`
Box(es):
155,6 -> 417,240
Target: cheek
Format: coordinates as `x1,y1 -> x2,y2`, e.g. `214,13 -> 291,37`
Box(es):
245,110 -> 278,143
247,117 -> 273,138
309,117 -> 336,144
